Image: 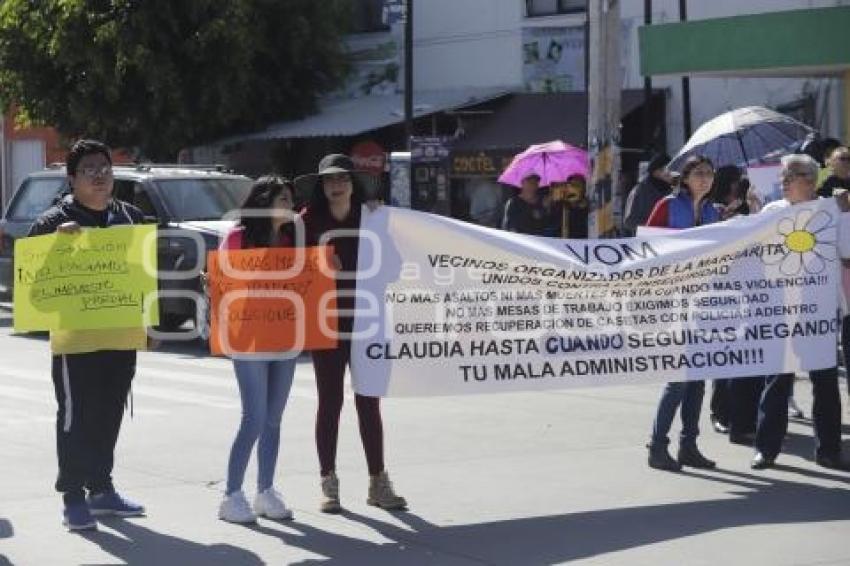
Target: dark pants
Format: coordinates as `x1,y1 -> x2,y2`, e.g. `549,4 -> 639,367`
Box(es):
51,350 -> 136,505
650,380 -> 705,448
843,316 -> 850,398
710,379 -> 729,426
312,338 -> 384,476
755,368 -> 842,461
728,376 -> 764,436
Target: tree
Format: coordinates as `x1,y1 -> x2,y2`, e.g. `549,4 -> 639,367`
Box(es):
0,0 -> 351,159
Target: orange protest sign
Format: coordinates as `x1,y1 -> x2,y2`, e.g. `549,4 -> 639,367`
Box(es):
207,246 -> 338,355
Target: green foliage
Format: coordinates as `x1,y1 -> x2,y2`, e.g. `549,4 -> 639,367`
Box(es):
0,0 -> 351,159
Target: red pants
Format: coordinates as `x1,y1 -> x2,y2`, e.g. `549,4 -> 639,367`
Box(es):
312,340 -> 384,476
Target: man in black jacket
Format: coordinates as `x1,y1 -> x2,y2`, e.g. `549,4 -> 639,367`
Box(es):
623,153 -> 673,236
28,140 -> 147,531
817,145 -> 850,198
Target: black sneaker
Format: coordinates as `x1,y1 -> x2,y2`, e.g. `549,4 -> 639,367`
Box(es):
751,452 -> 775,470
815,454 -> 850,471
62,502 -> 97,531
87,490 -> 145,517
710,414 -> 729,434
729,432 -> 755,446
647,444 -> 682,471
678,445 -> 716,469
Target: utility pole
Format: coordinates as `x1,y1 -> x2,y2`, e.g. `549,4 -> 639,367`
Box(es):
0,112 -> 6,209
642,0 -> 653,153
679,0 -> 692,141
587,0 -> 621,237
404,0 -> 414,149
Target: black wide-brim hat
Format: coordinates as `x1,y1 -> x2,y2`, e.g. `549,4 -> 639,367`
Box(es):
294,153 -> 380,201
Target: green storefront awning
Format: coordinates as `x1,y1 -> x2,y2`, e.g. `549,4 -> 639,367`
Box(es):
639,6 -> 850,77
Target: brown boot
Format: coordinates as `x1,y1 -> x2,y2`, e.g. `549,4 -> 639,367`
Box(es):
320,472 -> 341,514
367,471 -> 407,510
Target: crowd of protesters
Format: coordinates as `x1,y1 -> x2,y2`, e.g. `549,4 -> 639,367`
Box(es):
624,143 -> 850,474
30,141 -> 407,531
26,135 -> 850,533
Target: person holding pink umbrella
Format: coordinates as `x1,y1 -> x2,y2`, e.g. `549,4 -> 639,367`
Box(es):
498,141 -> 589,236
501,173 -> 556,236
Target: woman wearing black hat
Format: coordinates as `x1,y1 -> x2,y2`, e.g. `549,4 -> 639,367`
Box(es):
295,154 -> 407,513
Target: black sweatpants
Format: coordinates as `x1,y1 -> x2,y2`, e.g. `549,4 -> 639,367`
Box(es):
51,350 -> 136,504
755,368 -> 842,461
728,376 -> 764,436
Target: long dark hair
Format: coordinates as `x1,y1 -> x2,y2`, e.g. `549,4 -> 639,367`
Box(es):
711,165 -> 743,205
677,155 -> 716,201
237,176 -> 294,248
308,172 -> 367,215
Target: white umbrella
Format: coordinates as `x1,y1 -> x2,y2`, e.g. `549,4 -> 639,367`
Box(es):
668,106 -> 815,172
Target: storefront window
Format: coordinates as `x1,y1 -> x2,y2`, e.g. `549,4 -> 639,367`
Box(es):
526,0 -> 586,17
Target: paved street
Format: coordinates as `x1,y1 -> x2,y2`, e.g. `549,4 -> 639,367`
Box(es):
0,304 -> 849,565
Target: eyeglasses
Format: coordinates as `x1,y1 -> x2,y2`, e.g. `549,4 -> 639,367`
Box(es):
835,156 -> 850,163
780,170 -> 813,182
77,165 -> 113,179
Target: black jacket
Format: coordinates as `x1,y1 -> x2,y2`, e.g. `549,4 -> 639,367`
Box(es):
623,176 -> 672,235
28,195 -> 144,236
501,195 -> 557,236
817,175 -> 850,199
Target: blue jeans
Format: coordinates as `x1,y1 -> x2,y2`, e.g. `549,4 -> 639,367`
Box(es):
226,358 -> 296,495
650,380 -> 705,448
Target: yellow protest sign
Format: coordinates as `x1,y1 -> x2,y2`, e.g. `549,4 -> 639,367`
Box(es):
13,224 -> 159,331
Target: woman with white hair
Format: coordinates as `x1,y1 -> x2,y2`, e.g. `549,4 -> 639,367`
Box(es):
751,153 -> 849,471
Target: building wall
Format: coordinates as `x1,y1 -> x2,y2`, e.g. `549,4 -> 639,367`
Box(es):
1,109 -> 66,209
413,0 -> 524,90
406,0 -> 848,155
0,108 -> 137,209
193,1 -> 848,172
623,0 -> 849,151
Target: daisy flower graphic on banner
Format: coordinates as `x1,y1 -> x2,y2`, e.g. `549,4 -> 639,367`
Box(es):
761,208 -> 837,275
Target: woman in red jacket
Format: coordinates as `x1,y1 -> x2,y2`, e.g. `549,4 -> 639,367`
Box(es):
646,155 -> 721,471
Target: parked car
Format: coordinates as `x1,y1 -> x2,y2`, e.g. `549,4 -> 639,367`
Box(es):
0,164 -> 252,339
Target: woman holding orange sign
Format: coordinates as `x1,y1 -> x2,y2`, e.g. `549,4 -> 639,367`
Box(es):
217,176 -> 299,524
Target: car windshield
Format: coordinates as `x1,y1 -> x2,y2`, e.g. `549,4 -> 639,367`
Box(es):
154,178 -> 252,221
5,177 -> 67,221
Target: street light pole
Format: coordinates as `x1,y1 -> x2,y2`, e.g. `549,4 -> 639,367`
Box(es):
679,0 -> 692,141
587,0 -> 621,237
404,0 -> 414,149
643,0 -> 653,153
0,112 -> 6,209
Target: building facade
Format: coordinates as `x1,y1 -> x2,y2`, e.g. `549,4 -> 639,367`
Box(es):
187,0 -> 849,226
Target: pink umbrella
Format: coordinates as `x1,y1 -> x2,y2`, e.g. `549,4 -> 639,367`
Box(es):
498,140 -> 589,188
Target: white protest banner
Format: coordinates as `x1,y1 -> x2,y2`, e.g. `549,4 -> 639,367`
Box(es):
350,200 -> 843,397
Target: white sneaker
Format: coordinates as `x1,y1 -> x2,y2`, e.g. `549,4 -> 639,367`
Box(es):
218,490 -> 256,524
789,397 -> 805,419
254,488 -> 293,520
